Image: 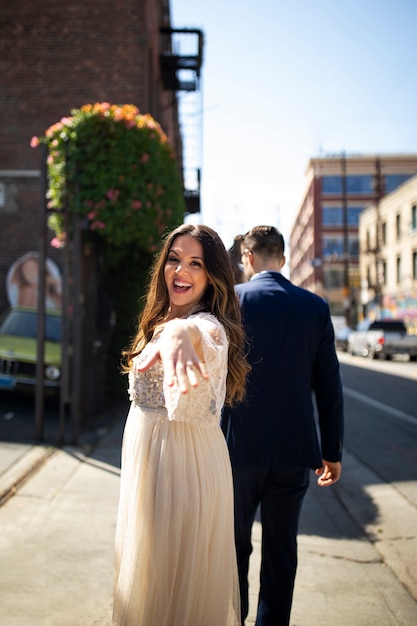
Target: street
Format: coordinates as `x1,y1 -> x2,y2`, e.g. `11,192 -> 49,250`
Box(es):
338,350 -> 417,506
292,353 -> 417,626
274,351 -> 417,625
0,353 -> 416,625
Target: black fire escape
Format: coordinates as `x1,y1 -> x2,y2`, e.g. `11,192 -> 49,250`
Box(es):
160,28 -> 204,214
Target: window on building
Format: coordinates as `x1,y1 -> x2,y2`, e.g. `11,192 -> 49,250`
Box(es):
322,177 -> 342,194
367,266 -> 371,286
322,173 -> 412,196
385,174 -> 412,193
366,230 -> 371,251
349,236 -> 359,257
323,268 -> 345,289
346,175 -> 374,194
322,175 -> 374,195
382,260 -> 387,286
322,205 -> 364,226
396,213 -> 401,239
412,250 -> 417,280
396,256 -> 401,283
412,204 -> 417,231
381,222 -> 387,245
348,206 -> 364,225
322,235 -> 358,258
322,206 -> 343,225
322,236 -> 344,258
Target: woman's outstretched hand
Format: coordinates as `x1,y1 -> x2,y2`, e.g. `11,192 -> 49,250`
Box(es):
137,320 -> 209,394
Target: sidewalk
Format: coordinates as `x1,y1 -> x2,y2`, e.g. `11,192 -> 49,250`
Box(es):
0,413 -> 416,625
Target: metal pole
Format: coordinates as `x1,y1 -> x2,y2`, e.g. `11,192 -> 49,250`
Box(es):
34,144 -> 48,442
71,212 -> 82,446
58,187 -> 70,447
341,151 -> 350,325
374,157 -> 383,311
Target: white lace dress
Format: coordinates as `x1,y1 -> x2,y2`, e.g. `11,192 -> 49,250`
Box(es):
113,312 -> 240,626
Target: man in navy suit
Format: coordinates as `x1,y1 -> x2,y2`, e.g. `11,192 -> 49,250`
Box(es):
222,225 -> 344,626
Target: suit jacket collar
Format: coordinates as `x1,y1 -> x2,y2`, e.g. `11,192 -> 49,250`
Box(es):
250,270 -> 283,282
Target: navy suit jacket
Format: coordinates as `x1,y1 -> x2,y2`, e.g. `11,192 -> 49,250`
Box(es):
221,271 -> 344,469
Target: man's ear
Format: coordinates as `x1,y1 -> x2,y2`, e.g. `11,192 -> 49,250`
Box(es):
280,255 -> 286,270
248,251 -> 256,268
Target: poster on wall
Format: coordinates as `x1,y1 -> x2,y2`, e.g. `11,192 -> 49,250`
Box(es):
6,252 -> 62,311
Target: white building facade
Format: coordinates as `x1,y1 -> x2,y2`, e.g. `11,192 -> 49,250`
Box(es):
359,174 -> 417,332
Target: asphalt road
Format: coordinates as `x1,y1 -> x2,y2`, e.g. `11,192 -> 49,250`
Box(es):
338,351 -> 417,502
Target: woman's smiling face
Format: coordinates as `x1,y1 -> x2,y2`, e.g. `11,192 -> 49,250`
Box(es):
164,234 -> 209,317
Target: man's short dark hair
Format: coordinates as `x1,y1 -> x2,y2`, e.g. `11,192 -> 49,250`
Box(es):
242,225 -> 285,258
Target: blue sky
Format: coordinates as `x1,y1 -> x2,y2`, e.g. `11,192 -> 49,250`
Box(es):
171,0 -> 417,250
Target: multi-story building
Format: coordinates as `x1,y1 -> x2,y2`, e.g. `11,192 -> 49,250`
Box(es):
0,0 -> 205,433
0,0 -> 203,314
359,174 -> 417,332
289,154 -> 417,325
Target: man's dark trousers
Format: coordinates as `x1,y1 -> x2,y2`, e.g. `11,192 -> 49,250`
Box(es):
233,465 -> 310,626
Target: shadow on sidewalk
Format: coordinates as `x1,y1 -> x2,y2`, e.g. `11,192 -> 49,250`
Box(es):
0,389 -> 128,451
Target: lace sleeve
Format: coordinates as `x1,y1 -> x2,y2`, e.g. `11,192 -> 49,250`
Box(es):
163,312 -> 229,423
193,312 -> 228,365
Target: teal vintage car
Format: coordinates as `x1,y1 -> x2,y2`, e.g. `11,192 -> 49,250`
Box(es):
0,307 -> 61,392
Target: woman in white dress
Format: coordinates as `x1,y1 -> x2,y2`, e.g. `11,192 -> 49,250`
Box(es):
113,224 -> 250,626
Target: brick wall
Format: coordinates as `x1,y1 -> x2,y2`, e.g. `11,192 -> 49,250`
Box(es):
0,0 -> 180,314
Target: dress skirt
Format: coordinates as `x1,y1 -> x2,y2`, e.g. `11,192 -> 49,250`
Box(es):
113,404 -> 241,626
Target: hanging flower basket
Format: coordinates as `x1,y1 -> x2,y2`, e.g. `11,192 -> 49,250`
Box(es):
31,103 -> 185,261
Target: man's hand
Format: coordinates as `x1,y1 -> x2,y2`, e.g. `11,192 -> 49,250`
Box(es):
315,460 -> 342,486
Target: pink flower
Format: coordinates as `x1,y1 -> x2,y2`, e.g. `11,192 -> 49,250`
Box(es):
140,153 -> 150,164
45,121 -> 64,137
87,210 -> 98,220
30,136 -> 40,148
50,237 -> 61,248
106,188 -> 120,202
91,220 -> 106,231
50,235 -> 65,249
131,200 -> 142,210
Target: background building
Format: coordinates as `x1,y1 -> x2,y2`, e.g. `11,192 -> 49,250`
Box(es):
0,0 -> 203,314
0,0 -> 204,436
359,174 -> 417,332
289,154 -> 417,326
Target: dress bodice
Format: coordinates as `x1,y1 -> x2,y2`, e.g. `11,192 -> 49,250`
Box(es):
128,312 -> 228,423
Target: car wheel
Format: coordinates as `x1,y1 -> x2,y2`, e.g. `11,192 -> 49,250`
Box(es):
367,346 -> 376,359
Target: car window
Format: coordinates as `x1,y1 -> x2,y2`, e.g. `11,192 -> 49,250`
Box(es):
46,315 -> 61,342
370,321 -> 406,332
0,310 -> 61,342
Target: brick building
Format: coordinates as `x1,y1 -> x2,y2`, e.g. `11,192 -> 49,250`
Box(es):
0,0 -> 202,314
0,0 -> 204,435
289,154 -> 417,325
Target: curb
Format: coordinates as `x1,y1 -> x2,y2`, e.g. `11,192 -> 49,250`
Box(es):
0,445 -> 57,507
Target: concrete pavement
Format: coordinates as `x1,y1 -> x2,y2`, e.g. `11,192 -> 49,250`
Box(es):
0,412 -> 417,625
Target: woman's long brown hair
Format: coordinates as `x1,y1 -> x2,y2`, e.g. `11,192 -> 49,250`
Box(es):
122,223 -> 250,405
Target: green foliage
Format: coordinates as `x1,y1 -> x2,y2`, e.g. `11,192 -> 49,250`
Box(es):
33,102 -> 185,266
